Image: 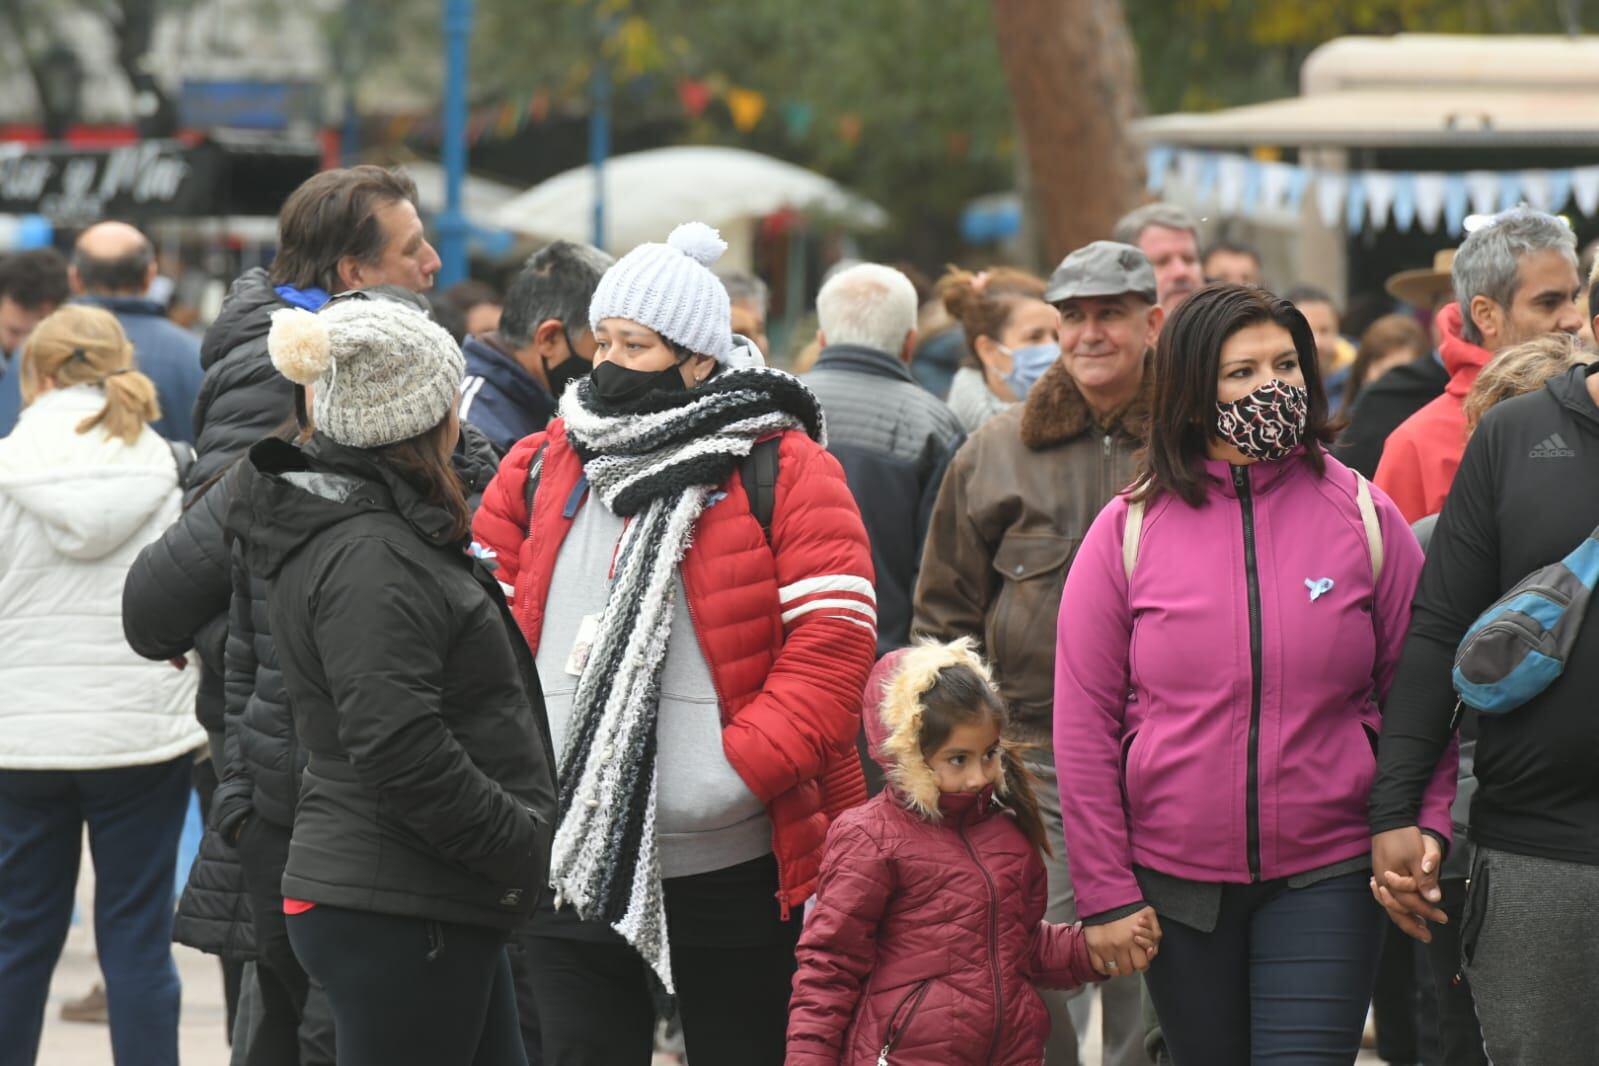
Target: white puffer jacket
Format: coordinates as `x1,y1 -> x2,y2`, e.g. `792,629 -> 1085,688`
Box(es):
0,386 -> 203,769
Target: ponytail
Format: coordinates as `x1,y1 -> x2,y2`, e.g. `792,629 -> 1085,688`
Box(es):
998,744 -> 1052,860
20,304 -> 159,444
77,368 -> 160,444
934,265 -> 1047,368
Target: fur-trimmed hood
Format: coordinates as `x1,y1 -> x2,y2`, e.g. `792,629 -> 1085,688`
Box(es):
864,640 -> 1011,821
1019,357 -> 1152,452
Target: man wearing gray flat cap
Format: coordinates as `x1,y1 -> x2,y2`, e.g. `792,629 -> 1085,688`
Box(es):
914,238 -> 1161,1066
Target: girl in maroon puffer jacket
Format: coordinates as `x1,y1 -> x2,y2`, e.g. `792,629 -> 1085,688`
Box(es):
787,640 -> 1151,1065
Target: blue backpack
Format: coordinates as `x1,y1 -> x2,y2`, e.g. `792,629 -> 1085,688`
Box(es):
1452,527 -> 1599,714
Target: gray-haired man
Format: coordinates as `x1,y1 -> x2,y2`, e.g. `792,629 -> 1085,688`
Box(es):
1374,207 -> 1582,522
1112,202 -> 1203,317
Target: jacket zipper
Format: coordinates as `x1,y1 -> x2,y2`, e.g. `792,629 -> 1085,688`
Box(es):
1233,465 -> 1263,881
956,814 -> 1005,1061
1102,433 -> 1113,501
877,979 -> 934,1066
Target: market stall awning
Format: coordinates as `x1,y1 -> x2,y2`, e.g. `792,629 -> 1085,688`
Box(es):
492,146 -> 887,255
1134,89 -> 1599,149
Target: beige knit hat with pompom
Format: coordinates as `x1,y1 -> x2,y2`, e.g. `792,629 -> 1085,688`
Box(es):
268,293 -> 465,449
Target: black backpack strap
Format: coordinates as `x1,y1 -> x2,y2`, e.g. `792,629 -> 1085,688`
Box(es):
739,437 -> 780,544
169,439 -> 195,484
523,441 -> 550,538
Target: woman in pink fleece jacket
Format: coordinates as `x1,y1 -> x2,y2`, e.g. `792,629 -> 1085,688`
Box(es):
1053,285 -> 1458,1065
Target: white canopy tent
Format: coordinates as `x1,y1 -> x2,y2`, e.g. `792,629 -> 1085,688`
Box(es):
402,161 -> 523,228
491,146 -> 888,270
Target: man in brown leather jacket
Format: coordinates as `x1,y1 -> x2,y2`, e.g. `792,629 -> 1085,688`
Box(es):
913,240 -> 1162,1066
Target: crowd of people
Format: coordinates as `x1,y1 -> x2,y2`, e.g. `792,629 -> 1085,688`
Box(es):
0,163 -> 1594,1066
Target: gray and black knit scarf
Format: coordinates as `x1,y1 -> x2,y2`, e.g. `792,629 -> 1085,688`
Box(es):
548,366 -> 823,994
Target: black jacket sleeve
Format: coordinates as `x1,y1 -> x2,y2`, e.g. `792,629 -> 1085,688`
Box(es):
1370,417 -> 1504,832
211,547 -> 259,839
122,467 -> 235,661
190,352 -> 295,491
311,537 -> 542,886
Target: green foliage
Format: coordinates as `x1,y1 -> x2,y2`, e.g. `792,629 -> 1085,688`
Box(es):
455,0 -> 1019,265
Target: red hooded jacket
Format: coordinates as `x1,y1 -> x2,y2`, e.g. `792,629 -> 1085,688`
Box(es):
1374,303 -> 1492,522
787,651 -> 1100,1065
472,420 -> 875,914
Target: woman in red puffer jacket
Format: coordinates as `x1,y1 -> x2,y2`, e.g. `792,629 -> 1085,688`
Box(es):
788,640 -> 1141,1065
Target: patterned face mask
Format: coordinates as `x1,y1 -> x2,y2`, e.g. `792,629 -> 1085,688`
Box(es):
1214,379 -> 1309,462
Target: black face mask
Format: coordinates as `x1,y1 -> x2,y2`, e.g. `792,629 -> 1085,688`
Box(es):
544,326 -> 590,401
588,358 -> 686,408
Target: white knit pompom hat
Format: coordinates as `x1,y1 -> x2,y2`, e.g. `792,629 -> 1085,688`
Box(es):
267,294 -> 465,449
588,222 -> 734,363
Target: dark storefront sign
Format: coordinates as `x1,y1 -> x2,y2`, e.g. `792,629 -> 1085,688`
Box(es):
0,135 -> 322,223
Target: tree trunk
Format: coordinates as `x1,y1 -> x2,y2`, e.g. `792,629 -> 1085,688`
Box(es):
990,0 -> 1147,263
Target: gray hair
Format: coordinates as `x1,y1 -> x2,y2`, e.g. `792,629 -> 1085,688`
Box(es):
1453,208 -> 1577,345
1112,202 -> 1199,246
816,263 -> 917,356
720,272 -> 769,315
499,240 -> 615,349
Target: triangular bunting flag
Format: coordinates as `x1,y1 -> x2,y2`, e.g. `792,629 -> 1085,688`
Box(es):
1363,172 -> 1396,231
1316,172 -> 1347,230
1465,172 -> 1499,217
1573,167 -> 1599,216
1391,174 -> 1417,233
1413,174 -> 1447,234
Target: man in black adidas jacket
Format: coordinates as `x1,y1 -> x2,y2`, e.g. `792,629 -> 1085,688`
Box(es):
1370,358 -> 1599,1065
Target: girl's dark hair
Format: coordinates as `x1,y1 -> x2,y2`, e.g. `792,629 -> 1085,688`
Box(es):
1344,313 -> 1427,412
1136,283 -> 1336,508
372,418 -> 472,543
918,663 -> 1051,859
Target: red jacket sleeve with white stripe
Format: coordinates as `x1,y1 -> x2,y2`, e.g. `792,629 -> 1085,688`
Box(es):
719,431 -> 878,805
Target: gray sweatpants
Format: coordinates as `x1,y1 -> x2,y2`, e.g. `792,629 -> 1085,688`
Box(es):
1028,753 -> 1152,1066
1463,846 -> 1599,1066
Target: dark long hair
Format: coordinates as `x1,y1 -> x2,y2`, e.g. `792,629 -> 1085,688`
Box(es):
372,417 -> 472,543
1135,284 -> 1336,507
917,663 -> 1051,859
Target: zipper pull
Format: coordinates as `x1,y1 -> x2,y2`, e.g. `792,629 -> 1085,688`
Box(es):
878,1048 -> 890,1066
1232,465 -> 1247,490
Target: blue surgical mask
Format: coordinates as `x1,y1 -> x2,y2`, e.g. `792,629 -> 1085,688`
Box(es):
1000,343 -> 1060,400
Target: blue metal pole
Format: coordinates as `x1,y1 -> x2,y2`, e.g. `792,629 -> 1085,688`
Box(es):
589,56 -> 610,250
437,0 -> 474,287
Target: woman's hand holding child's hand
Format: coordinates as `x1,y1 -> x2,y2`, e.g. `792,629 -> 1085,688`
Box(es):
1084,906 -> 1161,976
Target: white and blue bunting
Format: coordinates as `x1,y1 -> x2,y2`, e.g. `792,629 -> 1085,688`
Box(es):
1147,146 -> 1599,237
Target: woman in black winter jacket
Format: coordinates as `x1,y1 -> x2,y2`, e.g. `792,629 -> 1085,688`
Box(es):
137,289 -> 552,1066
123,360 -> 506,1066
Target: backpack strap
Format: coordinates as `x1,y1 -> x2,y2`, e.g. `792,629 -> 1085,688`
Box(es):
739,437 -> 781,545
523,441 -> 550,539
1355,472 -> 1385,582
169,440 -> 195,485
1122,497 -> 1145,583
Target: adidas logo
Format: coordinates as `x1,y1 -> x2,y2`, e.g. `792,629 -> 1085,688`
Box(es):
1529,433 -> 1576,459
